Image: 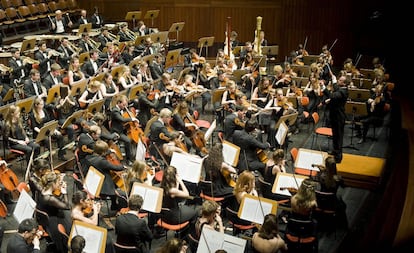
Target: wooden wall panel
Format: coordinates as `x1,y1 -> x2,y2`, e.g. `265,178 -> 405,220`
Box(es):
78,0 -> 385,69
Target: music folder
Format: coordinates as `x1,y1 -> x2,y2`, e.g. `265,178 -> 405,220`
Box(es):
87,99 -> 105,114
130,182 -> 164,213
128,84 -> 144,101
70,78 -> 88,97
69,221 -> 107,253
197,227 -> 246,253
20,38 -> 36,53
134,35 -> 150,46
294,148 -> 328,172
150,31 -> 168,44
170,152 -> 204,183
46,84 -> 61,104
345,101 -> 368,117
222,140 -> 240,167
348,88 -> 371,102
237,194 -> 278,225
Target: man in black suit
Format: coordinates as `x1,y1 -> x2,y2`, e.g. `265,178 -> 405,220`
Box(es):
84,140 -> 125,210
149,108 -> 174,158
42,63 -> 62,89
78,33 -> 93,53
323,74 -> 348,163
34,40 -> 54,79
232,119 -> 270,175
96,26 -> 111,51
49,10 -> 72,34
91,7 -> 104,29
149,53 -> 165,81
76,9 -> 89,28
110,94 -> 137,165
8,48 -> 31,85
77,125 -> 101,166
81,49 -> 100,77
223,105 -> 246,143
115,194 -> 153,251
57,37 -> 77,70
137,83 -> 160,129
23,69 -> 47,99
6,218 -> 41,253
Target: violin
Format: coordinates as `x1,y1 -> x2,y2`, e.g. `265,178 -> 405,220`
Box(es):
82,199 -> 94,217
52,170 -> 65,196
280,187 -> 298,195
106,148 -> 126,189
184,112 -> 208,154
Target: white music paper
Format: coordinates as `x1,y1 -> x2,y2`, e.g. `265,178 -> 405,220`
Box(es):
204,119 -> 216,141
275,121 -> 288,146
130,182 -> 163,213
222,140 -> 240,167
84,167 -> 104,198
295,148 -> 327,171
238,195 -> 277,225
170,152 -> 204,183
197,227 -> 246,253
13,190 -> 36,224
70,221 -> 107,253
272,172 -> 308,196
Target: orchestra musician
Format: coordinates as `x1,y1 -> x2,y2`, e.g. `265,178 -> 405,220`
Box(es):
137,83 -> 160,128
99,42 -> 124,71
125,160 -> 152,192
67,56 -> 85,86
81,49 -> 101,77
55,92 -> 77,142
239,41 -> 254,63
149,53 -> 165,81
191,200 -> 224,247
170,101 -> 197,152
252,214 -> 288,253
136,61 -> 153,84
293,43 -> 309,65
78,33 -> 93,53
100,72 -> 119,110
57,37 -> 77,70
6,218 -> 43,253
232,119 -> 270,175
8,48 -> 31,85
149,108 -> 175,158
71,191 -> 101,225
110,94 -> 137,166
77,125 -> 101,165
83,140 -> 126,211
37,171 -> 71,252
118,66 -> 138,90
42,63 -> 63,89
28,158 -> 50,202
23,69 -> 47,99
135,20 -> 150,36
34,40 -> 55,79
49,10 -> 73,34
290,179 -> 317,220
121,43 -> 137,65
223,104 -> 246,142
97,27 -> 112,51
261,149 -> 290,202
230,170 -> 258,225
78,80 -> 103,109
75,9 -> 89,28
91,6 -> 104,28
117,23 -> 132,42
115,194 -> 153,251
28,97 -> 66,161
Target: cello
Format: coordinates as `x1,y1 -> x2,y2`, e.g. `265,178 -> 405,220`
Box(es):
123,107 -> 144,144
184,112 -> 208,154
0,159 -> 21,201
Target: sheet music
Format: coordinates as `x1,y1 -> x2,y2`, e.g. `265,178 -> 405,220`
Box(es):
272,172 -> 307,196
275,121 -> 288,145
84,167 -> 104,197
130,182 -> 163,213
197,227 -> 246,253
135,139 -> 146,161
222,141 -> 240,167
71,222 -> 106,253
239,196 -> 274,225
13,190 -> 36,223
295,148 -> 326,171
204,119 -> 216,141
170,152 -> 203,183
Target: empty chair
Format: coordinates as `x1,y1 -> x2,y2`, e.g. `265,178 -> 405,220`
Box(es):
311,112 -> 332,150
284,218 -> 318,253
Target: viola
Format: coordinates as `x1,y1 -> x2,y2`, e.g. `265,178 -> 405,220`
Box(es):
82,199 -> 94,217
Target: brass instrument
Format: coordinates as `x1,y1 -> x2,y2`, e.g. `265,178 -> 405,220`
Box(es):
87,38 -> 101,51
47,49 -> 65,57
20,56 -> 40,65
125,28 -> 137,41
107,32 -> 119,42
66,40 -> 81,54
253,16 -> 263,56
0,64 -> 12,73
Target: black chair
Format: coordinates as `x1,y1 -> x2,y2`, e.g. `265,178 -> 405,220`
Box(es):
314,190 -> 338,235
225,206 -> 256,237
113,242 -> 139,253
284,218 -> 318,253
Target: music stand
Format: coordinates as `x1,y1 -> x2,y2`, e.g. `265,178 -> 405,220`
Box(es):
164,49 -> 181,69
134,35 -> 150,46
87,99 -> 105,114
141,54 -> 155,66
20,39 -> 36,53
62,109 -> 86,129
110,65 -> 125,80
0,104 -> 10,120
110,90 -> 127,108
303,55 -> 320,65
143,10 -> 160,27
3,88 -> 15,104
262,45 -> 279,58
275,112 -> 298,129
253,56 -> 266,68
35,120 -> 58,143
125,11 -> 142,30
292,76 -> 308,88
168,22 -> 185,42
359,68 -> 375,80
230,69 -> 249,84
15,96 -> 35,114
232,46 -> 243,56
344,101 -> 367,150
197,36 -> 214,57
348,88 -> 371,102
150,31 -> 168,45
91,72 -> 105,83
128,58 -> 141,70
78,52 -> 90,64
351,78 -> 372,90
46,84 -> 61,104
70,78 -> 88,98
128,84 -> 144,101
292,64 -> 310,77
77,23 -> 92,36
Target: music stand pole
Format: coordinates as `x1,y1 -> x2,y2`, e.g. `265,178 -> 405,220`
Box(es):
343,107 -> 359,150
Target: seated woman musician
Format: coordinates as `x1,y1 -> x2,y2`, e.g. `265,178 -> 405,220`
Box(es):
37,170 -> 71,252
78,80 -> 104,109
160,166 -> 198,225
162,131 -> 189,160
171,101 -> 197,152
29,158 -> 51,202
125,160 -> 154,192
67,56 -> 86,87
252,213 -> 288,253
290,178 -> 318,220
191,200 -> 224,246
118,66 -> 138,91
202,143 -> 236,200
29,97 -> 66,161
100,72 -> 119,111
261,149 -> 290,202
83,139 -> 126,211
230,170 -> 258,225
71,190 -> 101,226
4,105 -> 40,164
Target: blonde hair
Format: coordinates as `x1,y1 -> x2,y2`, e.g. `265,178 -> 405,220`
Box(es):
233,171 -> 255,196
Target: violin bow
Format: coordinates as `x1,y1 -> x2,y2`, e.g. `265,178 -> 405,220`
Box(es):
303,36 -> 308,51
24,150 -> 35,183
328,38 -> 338,52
